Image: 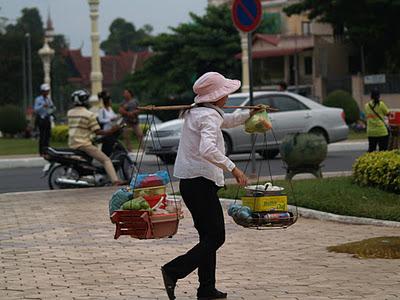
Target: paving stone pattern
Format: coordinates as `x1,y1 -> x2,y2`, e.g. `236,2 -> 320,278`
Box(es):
0,188 -> 399,300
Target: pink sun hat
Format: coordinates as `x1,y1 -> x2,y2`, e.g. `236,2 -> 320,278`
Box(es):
193,72 -> 241,104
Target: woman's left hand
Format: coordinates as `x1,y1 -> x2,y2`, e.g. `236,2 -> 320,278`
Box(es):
250,104 -> 265,117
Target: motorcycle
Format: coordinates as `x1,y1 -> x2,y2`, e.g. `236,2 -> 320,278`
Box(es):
43,120 -> 137,189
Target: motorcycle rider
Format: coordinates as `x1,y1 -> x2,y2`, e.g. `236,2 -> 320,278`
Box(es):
67,90 -> 125,186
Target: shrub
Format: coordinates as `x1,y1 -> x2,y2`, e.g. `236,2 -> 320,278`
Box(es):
324,90 -> 360,124
0,105 -> 27,136
353,150 -> 400,193
51,125 -> 69,142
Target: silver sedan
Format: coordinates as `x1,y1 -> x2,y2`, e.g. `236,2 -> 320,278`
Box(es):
144,91 -> 349,163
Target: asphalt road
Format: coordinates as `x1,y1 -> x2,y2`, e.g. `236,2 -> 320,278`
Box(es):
0,151 -> 364,194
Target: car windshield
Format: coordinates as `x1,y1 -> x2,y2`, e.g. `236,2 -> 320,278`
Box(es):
224,97 -> 247,113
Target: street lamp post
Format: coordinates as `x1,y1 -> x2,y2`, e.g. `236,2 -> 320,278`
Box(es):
25,33 -> 33,108
88,0 -> 103,108
38,40 -> 55,88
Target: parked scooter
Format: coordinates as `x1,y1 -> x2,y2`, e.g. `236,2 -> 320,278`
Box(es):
43,120 -> 136,189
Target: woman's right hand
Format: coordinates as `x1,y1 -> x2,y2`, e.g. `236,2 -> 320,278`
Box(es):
231,167 -> 248,187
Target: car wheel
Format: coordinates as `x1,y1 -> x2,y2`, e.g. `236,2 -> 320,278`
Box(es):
259,149 -> 280,160
223,133 -> 232,156
309,128 -> 329,143
158,154 -> 176,164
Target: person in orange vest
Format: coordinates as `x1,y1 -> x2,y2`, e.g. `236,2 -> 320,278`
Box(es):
364,88 -> 390,152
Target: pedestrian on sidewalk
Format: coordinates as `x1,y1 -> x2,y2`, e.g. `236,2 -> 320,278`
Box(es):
161,72 -> 263,300
119,89 -> 143,152
34,83 -> 56,156
365,88 -> 390,152
98,90 -> 118,156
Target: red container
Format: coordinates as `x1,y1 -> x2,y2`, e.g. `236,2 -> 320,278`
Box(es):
150,213 -> 180,238
389,109 -> 400,126
110,210 -> 181,240
143,194 -> 166,208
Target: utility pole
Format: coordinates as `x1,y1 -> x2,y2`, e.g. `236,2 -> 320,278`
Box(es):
26,33 -> 33,108
22,42 -> 27,112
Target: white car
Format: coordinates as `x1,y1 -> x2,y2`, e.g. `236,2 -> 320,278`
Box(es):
138,114 -> 162,125
145,91 -> 349,163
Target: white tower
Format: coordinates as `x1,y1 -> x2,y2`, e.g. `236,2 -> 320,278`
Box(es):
88,0 -> 103,107
38,12 -> 55,88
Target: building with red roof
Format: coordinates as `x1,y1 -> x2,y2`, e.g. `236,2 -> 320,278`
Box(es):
63,49 -> 152,90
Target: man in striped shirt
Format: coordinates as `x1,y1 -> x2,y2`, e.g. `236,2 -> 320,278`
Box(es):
68,90 -> 124,185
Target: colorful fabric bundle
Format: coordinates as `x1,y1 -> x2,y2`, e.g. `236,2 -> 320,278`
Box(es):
109,187 -> 133,215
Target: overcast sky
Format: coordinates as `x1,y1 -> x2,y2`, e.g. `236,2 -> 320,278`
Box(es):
0,0 -> 208,55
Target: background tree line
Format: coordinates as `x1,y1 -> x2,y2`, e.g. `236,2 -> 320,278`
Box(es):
1,1 -> 399,118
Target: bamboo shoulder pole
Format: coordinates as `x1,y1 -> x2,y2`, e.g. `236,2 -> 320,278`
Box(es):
138,104 -> 277,112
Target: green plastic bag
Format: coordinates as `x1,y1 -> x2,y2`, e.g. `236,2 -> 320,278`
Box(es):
121,196 -> 150,210
245,109 -> 272,134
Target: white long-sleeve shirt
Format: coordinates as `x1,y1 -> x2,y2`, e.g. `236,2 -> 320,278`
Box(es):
173,105 -> 250,187
98,107 -> 117,130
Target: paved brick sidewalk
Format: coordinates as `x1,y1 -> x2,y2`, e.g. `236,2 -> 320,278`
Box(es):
0,188 -> 399,300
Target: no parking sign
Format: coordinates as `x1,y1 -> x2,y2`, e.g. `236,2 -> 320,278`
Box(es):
232,0 -> 263,32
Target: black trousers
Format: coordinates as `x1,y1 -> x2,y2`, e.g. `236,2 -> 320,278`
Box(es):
163,177 -> 225,294
38,117 -> 51,155
368,135 -> 389,152
101,136 -> 116,157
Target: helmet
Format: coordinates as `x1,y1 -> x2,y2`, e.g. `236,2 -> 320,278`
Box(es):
40,83 -> 50,92
370,88 -> 380,101
71,90 -> 90,106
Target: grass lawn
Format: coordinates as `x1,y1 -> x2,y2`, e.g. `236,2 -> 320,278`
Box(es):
218,177 -> 400,222
348,129 -> 367,140
0,138 -> 68,156
0,138 -> 140,156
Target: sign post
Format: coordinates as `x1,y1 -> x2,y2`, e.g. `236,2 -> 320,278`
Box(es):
232,0 -> 263,176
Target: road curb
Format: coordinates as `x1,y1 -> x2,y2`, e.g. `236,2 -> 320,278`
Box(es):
0,152 -> 150,170
328,141 -> 367,152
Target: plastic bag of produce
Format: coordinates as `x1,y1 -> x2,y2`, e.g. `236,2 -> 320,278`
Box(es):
121,196 -> 150,210
245,109 -> 272,134
130,170 -> 170,189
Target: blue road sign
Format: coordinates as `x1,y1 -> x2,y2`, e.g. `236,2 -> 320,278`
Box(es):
232,0 -> 262,32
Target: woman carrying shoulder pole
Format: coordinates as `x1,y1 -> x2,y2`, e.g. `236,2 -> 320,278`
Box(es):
161,72 -> 263,300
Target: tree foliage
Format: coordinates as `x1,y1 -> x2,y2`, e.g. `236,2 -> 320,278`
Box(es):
125,4 -> 241,104
0,8 -> 44,106
323,90 -> 360,124
284,0 -> 400,72
50,34 -> 72,114
100,18 -> 153,55
0,8 -> 70,112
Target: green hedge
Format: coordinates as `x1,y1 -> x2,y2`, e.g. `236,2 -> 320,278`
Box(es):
51,125 -> 69,142
353,150 -> 400,193
324,90 -> 360,124
0,105 -> 27,136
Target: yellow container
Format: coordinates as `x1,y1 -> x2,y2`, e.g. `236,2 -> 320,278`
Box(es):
241,195 -> 288,212
133,185 -> 166,198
